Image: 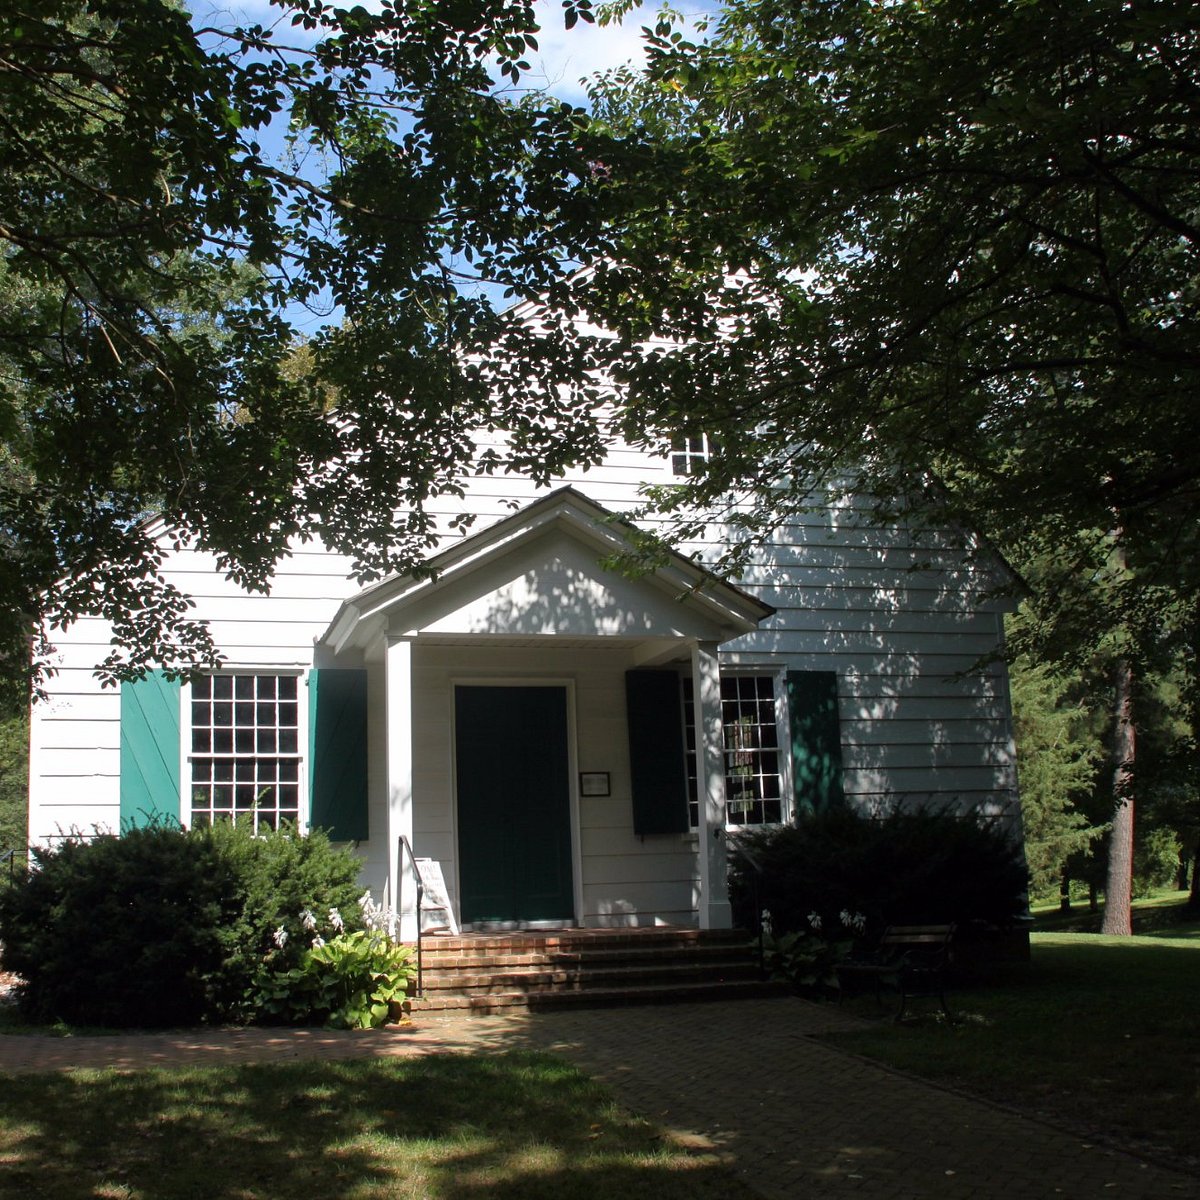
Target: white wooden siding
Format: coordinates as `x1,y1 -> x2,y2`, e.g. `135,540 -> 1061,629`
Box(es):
28,429 -> 1021,917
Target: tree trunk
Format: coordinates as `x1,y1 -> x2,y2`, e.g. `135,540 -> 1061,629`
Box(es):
1189,846 -> 1200,911
1101,654 -> 1135,936
1059,870 -> 1071,912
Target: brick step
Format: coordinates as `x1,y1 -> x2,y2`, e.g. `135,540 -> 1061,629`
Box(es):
417,942 -> 758,971
408,976 -> 788,1015
418,958 -> 765,997
418,929 -> 747,956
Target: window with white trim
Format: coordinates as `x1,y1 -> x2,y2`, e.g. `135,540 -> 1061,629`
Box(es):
189,674 -> 301,831
671,432 -> 715,476
683,673 -> 785,827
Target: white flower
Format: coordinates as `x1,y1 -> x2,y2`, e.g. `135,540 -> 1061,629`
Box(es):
300,909 -> 317,932
807,911 -> 823,932
328,907 -> 344,933
311,934 -> 325,948
272,926 -> 288,949
358,890 -> 373,911
761,909 -> 773,936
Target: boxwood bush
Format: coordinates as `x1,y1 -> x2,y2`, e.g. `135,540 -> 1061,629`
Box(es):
729,805 -> 1028,938
0,821 -> 365,1027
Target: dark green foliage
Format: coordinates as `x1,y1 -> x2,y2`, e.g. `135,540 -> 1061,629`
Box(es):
729,807 -> 1028,938
0,0 -> 612,699
0,711 -> 27,874
0,822 -> 364,1026
0,825 -> 231,1026
201,821 -> 365,1021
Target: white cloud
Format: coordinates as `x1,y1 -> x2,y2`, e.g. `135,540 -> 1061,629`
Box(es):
523,2 -> 659,98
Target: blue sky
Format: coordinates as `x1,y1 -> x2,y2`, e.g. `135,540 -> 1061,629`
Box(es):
188,2 -> 693,328
194,1 -> 667,103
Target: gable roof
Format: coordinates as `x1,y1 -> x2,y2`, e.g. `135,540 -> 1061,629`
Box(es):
318,486 -> 774,654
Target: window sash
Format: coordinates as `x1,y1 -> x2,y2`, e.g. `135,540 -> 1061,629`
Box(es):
670,432 -> 714,477
187,673 -> 304,833
683,671 -> 788,828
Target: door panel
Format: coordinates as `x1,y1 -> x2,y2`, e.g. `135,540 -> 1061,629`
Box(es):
455,685 -> 574,925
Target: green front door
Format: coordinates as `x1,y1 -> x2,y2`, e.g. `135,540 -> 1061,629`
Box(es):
455,685 -> 574,925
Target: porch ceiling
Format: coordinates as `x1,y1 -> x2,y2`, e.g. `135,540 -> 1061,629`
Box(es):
318,487 -> 774,656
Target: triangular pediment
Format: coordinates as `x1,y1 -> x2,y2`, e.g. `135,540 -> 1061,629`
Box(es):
319,488 -> 773,654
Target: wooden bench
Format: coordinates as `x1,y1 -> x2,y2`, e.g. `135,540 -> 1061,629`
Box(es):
836,924 -> 955,1020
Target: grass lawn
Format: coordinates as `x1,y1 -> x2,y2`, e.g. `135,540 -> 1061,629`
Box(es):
1030,888 -> 1200,937
825,928 -> 1200,1171
0,1051 -> 759,1200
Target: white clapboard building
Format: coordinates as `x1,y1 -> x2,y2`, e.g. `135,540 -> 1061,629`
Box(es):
28,426 -> 1021,941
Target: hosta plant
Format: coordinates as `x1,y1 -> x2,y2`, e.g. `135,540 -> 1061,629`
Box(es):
253,902 -> 416,1029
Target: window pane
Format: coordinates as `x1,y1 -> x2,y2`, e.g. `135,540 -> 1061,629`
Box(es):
190,673 -> 304,832
683,673 -> 784,828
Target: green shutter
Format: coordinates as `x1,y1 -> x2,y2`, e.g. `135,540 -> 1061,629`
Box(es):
787,670 -> 844,814
120,671 -> 181,829
308,668 -> 368,842
625,669 -> 690,836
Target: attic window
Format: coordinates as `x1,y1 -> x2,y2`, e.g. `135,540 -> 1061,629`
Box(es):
189,674 -> 301,832
671,433 -> 715,476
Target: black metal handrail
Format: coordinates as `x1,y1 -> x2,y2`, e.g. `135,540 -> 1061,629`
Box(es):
397,835 -> 426,997
731,837 -> 768,977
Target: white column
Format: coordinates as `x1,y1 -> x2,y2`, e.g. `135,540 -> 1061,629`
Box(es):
691,640 -> 732,929
385,635 -> 417,941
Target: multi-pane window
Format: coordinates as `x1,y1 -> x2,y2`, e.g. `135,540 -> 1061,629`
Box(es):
189,674 -> 301,832
671,433 -> 714,476
684,674 -> 784,827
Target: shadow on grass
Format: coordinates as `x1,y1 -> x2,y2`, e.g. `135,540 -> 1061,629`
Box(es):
822,934 -> 1200,1168
0,1052 -> 749,1200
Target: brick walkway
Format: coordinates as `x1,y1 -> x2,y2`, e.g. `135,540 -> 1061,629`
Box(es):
1,997 -> 1195,1198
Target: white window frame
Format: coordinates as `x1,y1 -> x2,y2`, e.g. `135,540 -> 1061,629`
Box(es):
683,668 -> 792,830
670,432 -> 716,477
181,670 -> 308,834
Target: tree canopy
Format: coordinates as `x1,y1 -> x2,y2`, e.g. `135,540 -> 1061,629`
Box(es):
4,0 -> 1198,832
0,0 -> 616,699
573,0 -> 1199,931
579,0 -> 1198,662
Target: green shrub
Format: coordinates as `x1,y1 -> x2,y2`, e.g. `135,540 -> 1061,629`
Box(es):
0,825 -> 232,1027
203,821 -> 365,1021
729,805 -> 1028,938
0,821 -> 368,1027
1133,826 -> 1182,898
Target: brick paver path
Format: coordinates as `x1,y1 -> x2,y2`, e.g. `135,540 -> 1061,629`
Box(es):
1,997 -> 1195,1198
